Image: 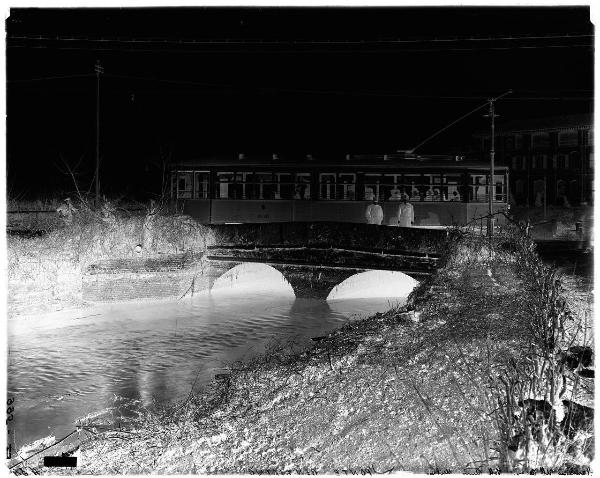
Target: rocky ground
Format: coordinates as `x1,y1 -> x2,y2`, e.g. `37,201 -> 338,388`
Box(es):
12,230 -> 592,475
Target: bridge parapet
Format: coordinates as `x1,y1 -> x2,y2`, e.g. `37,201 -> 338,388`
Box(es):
206,247 -> 438,275
205,221 -> 451,255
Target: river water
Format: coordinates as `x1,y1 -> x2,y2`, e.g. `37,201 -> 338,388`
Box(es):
8,287 -> 408,451
8,252 -> 591,452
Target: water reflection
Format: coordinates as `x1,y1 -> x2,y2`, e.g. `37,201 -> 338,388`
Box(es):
327,270 -> 419,301
8,291 -> 406,450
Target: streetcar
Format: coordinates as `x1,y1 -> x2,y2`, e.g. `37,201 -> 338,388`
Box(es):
170,153 -> 509,226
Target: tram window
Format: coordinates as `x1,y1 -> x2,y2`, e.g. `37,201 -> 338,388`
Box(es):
177,172 -> 193,199
402,174 -> 422,201
494,174 -> 505,202
242,173 -> 256,199
383,174 -> 402,201
443,174 -> 463,202
319,173 -> 337,200
337,173 -> 356,200
470,174 -> 488,202
275,172 -> 294,199
171,173 -> 177,199
295,173 -> 311,199
216,172 -> 235,199
194,171 -> 210,199
422,174 -> 442,201
252,172 -> 276,200
364,174 -> 381,201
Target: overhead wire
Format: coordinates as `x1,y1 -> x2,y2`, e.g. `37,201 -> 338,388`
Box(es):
6,43 -> 593,54
7,71 -> 593,102
105,74 -> 593,101
7,73 -> 94,83
7,32 -> 594,45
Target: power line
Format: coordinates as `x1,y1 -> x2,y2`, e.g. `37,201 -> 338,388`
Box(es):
6,70 -> 592,102
7,32 -> 594,45
8,43 -> 593,55
7,73 -> 94,83
104,73 -> 593,101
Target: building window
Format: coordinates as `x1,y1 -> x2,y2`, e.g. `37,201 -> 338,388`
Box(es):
557,154 -> 568,169
515,135 -> 523,150
505,135 -> 515,150
532,154 -> 547,169
532,133 -> 550,149
515,179 -> 524,195
559,130 -> 578,147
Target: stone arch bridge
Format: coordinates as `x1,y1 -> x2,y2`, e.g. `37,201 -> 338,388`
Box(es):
83,222 -> 451,302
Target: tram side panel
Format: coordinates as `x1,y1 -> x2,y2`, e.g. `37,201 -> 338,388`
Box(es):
181,200 -> 211,222
308,201 -> 367,224
180,198 -> 508,226
210,200 -> 293,223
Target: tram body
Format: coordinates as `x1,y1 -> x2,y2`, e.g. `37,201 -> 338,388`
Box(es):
171,154 -> 509,227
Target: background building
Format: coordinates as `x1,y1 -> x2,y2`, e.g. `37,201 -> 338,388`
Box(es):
473,113 -> 593,207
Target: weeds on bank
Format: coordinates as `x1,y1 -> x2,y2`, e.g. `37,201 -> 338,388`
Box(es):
7,197 -> 215,314
84,223 -> 592,474
37,218 -> 592,474
408,223 -> 594,473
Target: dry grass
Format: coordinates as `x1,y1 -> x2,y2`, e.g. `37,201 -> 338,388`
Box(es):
7,199 -> 215,317
10,222 -> 592,474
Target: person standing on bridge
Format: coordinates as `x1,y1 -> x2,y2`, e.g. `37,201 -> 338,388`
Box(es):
365,198 -> 384,225
397,195 -> 414,227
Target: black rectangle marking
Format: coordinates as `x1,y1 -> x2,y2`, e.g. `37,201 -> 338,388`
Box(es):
43,456 -> 77,467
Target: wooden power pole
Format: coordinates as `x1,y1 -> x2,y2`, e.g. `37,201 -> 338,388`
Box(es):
484,90 -> 512,237
95,60 -> 104,207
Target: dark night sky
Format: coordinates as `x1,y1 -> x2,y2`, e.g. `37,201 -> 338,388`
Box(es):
6,6 -> 594,199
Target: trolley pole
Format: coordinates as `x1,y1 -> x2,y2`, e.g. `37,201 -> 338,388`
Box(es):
484,90 -> 512,237
94,60 -> 104,208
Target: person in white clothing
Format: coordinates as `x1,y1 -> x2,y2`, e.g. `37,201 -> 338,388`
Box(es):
397,196 -> 414,227
365,199 -> 384,225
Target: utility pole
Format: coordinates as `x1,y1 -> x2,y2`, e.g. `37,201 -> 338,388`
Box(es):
484,90 -> 512,237
95,59 -> 104,207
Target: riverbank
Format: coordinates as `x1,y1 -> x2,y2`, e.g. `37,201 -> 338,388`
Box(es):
16,226 -> 591,474
7,203 -> 214,318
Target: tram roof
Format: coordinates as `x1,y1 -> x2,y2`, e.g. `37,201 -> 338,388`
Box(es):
173,154 -> 508,170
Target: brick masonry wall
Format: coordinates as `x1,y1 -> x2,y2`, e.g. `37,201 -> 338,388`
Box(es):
82,254 -> 211,303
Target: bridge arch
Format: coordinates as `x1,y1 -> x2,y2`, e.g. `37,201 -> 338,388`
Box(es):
326,270 -> 419,301
210,262 -> 295,297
